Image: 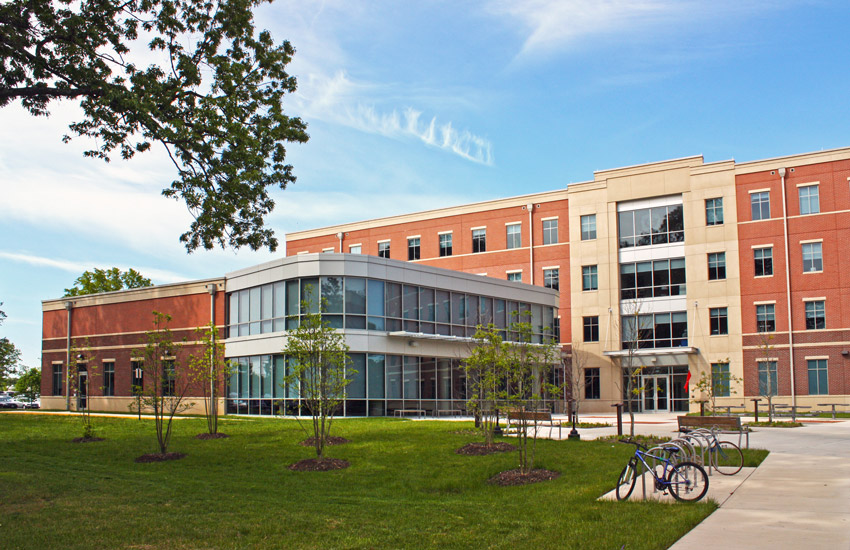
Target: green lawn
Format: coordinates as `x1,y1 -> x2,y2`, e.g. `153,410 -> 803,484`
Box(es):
1,414 -> 722,550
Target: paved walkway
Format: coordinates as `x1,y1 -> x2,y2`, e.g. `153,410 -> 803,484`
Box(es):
570,413 -> 850,550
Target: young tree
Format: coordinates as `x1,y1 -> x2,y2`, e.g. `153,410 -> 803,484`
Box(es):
618,303 -> 648,437
690,361 -> 742,414
0,0 -> 309,251
463,324 -> 507,447
187,323 -> 232,436
283,297 -> 352,459
562,345 -> 590,437
14,367 -> 41,402
132,311 -> 193,455
68,339 -> 99,439
64,268 -> 152,296
756,334 -> 778,422
503,316 -> 559,474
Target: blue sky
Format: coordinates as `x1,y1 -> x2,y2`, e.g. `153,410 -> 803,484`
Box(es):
2,0 -> 849,368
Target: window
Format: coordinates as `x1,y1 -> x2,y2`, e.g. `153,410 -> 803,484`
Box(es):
799,185 -> 820,215
802,242 -> 822,272
162,359 -> 175,397
711,363 -> 731,397
758,361 -> 778,396
621,311 -> 688,349
756,304 -> 775,332
584,368 -> 600,399
708,253 -> 726,280
582,265 -> 598,291
472,228 -> 486,253
439,233 -> 452,257
618,204 -> 684,248
754,247 -> 773,277
407,237 -> 420,261
348,244 -> 361,254
506,224 -> 521,249
620,258 -> 686,300
807,359 -> 828,395
580,214 -> 596,240
583,316 -> 599,342
543,268 -> 559,290
321,247 -> 334,253
131,360 -> 144,394
507,271 -> 522,282
751,191 -> 770,221
542,219 -> 558,245
52,365 -> 63,396
103,361 -> 114,396
709,307 -> 728,335
378,241 -> 390,259
805,301 -> 825,330
706,198 -> 724,226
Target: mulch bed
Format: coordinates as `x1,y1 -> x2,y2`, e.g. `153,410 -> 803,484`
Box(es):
455,442 -> 517,455
195,433 -> 230,440
289,457 -> 350,471
487,469 -> 560,486
71,436 -> 104,443
134,452 -> 187,463
299,436 -> 350,447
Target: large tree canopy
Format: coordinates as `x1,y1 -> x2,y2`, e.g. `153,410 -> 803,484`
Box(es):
0,0 -> 309,251
64,267 -> 152,296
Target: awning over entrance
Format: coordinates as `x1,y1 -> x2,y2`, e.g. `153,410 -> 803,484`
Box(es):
602,347 -> 698,366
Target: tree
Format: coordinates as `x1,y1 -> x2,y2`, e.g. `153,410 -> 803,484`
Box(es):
68,339 -> 99,439
187,323 -> 232,436
562,344 -> 590,433
503,315 -> 559,474
0,338 -> 23,390
756,333 -> 778,422
14,367 -> 41,401
463,324 -> 508,448
283,296 -> 352,459
1,0 -> 309,251
618,302 -> 648,437
64,267 -> 152,296
132,311 -> 193,455
690,361 -> 742,415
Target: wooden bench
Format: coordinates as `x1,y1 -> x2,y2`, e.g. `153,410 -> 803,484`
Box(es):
677,415 -> 751,448
507,411 -> 561,439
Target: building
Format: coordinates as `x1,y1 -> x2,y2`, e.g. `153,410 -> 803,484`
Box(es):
285,146 -> 850,413
41,254 -> 558,415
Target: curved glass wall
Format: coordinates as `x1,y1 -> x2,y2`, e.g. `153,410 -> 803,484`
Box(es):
227,276 -> 558,343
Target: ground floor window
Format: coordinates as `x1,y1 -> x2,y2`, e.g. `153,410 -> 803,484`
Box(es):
52,365 -> 63,396
807,359 -> 828,395
758,361 -> 778,396
711,362 -> 731,397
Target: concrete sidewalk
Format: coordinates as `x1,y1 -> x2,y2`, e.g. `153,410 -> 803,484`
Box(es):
567,413 -> 850,549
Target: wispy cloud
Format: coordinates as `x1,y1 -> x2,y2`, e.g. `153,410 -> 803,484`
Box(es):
0,251 -> 187,284
296,71 -> 493,165
486,0 -> 795,63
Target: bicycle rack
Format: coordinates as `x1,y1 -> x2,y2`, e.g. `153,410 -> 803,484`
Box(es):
680,429 -> 714,476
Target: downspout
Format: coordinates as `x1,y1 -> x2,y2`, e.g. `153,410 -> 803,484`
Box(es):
206,283 -> 217,416
336,232 -> 343,253
779,167 -> 797,408
527,204 -> 534,285
64,301 -> 72,411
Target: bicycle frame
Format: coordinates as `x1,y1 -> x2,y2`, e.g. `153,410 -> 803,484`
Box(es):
630,447 -> 678,490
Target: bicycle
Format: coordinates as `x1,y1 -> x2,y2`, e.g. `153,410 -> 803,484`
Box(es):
680,427 -> 743,476
615,439 -> 709,502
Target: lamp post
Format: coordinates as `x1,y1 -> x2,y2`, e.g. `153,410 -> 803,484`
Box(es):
568,399 -> 580,440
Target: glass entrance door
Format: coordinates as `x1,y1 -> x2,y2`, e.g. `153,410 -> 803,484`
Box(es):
642,375 -> 669,412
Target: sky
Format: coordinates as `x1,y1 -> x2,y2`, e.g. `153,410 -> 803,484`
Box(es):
2,0 -> 850,369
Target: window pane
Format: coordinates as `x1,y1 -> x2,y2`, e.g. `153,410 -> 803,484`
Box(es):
368,354 -> 385,399
618,211 -> 634,248
345,277 -> 367,315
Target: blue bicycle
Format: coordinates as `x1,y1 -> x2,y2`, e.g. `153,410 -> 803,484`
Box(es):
616,439 -> 709,502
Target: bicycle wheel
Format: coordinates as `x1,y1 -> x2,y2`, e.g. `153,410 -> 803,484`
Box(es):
712,441 -> 743,476
666,461 -> 709,502
615,460 -> 637,501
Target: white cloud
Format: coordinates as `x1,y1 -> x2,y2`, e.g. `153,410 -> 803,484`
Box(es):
0,251 -> 188,284
295,71 -> 493,165
486,0 -> 793,62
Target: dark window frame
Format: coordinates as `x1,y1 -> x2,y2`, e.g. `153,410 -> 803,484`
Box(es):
583,316 -> 599,342
754,247 -> 773,277
708,252 -> 726,281
709,307 -> 728,336
407,237 -> 421,261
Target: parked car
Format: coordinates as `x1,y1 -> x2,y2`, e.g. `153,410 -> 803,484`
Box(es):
16,397 -> 40,409
0,395 -> 20,409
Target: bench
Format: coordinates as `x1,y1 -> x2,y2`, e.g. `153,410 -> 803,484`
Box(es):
393,409 -> 426,419
507,411 -> 561,439
435,409 -> 464,417
677,415 -> 750,448
817,403 -> 849,419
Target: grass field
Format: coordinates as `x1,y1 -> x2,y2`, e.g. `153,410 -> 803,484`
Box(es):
0,413 -> 756,549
